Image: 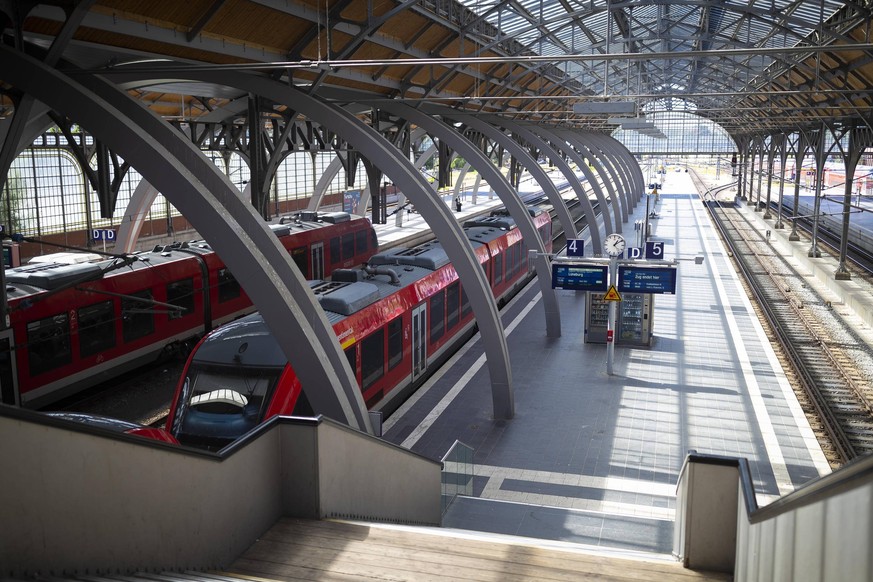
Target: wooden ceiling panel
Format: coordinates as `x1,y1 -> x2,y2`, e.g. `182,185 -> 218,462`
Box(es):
201,0 -> 306,51
96,0 -> 208,30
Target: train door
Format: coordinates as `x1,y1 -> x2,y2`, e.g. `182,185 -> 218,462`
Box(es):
411,303 -> 427,380
311,242 -> 325,280
0,328 -> 19,406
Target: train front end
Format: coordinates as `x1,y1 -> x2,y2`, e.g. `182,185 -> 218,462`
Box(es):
166,314 -> 293,450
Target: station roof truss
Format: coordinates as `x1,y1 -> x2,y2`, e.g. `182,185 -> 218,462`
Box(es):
2,0 -> 873,142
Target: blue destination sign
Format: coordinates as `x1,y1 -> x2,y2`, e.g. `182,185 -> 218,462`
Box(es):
618,266 -> 677,294
551,264 -> 609,291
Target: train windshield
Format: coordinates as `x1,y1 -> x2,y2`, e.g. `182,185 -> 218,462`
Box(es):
171,363 -> 281,450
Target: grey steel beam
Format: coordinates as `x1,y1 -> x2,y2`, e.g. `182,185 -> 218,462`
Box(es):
587,133 -> 643,208
606,133 -> 644,201
571,132 -> 633,223
0,45 -> 373,432
524,125 -> 615,242
476,115 -> 584,246
379,102 -> 561,340
115,70 -> 515,419
310,153 -> 346,211
610,136 -> 646,204
487,119 -> 602,252
114,179 -> 160,254
604,135 -> 644,205
557,131 -> 627,233
439,112 -> 580,245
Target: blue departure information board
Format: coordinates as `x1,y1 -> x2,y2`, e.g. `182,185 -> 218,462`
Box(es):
551,264 -> 609,291
618,266 -> 677,294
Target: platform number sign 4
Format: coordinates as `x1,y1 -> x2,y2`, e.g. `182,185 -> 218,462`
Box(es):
566,239 -> 585,257
645,241 -> 665,260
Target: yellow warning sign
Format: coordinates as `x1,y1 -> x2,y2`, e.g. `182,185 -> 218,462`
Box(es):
602,285 -> 622,302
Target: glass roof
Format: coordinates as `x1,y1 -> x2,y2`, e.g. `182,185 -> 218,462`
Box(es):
456,0 -> 850,131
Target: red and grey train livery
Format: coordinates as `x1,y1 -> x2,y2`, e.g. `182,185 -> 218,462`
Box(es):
0,211 -> 377,410
166,208 -> 553,449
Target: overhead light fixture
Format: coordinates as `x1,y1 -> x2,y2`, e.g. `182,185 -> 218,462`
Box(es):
618,120 -> 655,129
573,101 -> 637,115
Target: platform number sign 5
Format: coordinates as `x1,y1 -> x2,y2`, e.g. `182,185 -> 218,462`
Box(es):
645,241 -> 665,260
566,239 -> 585,257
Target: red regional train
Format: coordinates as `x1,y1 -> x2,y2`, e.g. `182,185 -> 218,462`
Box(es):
0,211 -> 377,410
166,209 -> 553,449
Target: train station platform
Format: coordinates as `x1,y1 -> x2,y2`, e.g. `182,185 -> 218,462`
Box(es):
379,171 -> 832,557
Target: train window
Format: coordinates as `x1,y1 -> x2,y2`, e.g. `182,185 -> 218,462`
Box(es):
355,229 -> 368,256
342,233 -> 355,262
330,236 -> 341,265
429,290 -> 445,343
494,252 -> 504,284
218,268 -> 241,302
122,289 -> 155,342
290,246 -> 308,277
166,278 -> 195,320
27,313 -> 72,374
174,363 -> 282,448
387,317 -> 403,369
78,301 -> 116,357
446,281 -> 460,330
361,329 -> 385,390
460,286 -> 471,318
344,344 -> 357,380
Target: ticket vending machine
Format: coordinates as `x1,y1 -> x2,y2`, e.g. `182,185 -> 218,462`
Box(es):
584,292 -> 654,346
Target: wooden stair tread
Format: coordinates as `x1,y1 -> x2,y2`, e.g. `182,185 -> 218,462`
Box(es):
228,518 -> 731,582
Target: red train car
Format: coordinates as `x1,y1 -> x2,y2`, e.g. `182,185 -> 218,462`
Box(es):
166,209 -> 552,449
0,212 -> 377,409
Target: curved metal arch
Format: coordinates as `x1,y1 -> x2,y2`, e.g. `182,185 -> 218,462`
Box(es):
592,134 -> 635,215
559,133 -> 627,231
435,111 -> 580,246
310,152 -> 347,211
609,135 -> 646,204
478,116 -> 586,246
113,70 -> 516,419
379,102 -> 561,340
385,127 -> 440,224
586,133 -> 643,208
0,46 -> 373,432
115,179 -> 160,254
525,124 -> 616,240
571,132 -> 634,223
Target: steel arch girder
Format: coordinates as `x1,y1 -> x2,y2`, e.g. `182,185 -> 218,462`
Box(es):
487,118 -> 602,253
607,136 -> 646,203
524,125 -> 615,243
554,131 -> 626,234
121,70 -> 515,420
584,133 -> 641,208
568,131 -> 632,223
478,115 -> 585,245
444,111 -> 580,243
0,45 -> 373,432
381,102 -> 560,341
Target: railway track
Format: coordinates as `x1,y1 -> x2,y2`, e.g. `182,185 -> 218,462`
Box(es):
699,191 -> 873,464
